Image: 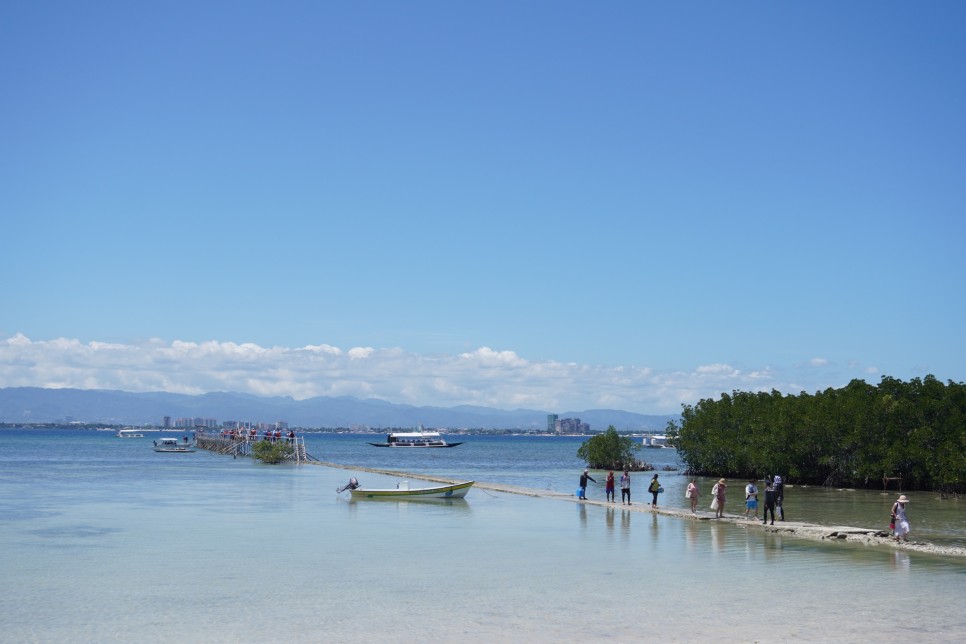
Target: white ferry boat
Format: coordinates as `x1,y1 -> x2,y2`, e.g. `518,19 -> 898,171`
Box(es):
368,430 -> 463,448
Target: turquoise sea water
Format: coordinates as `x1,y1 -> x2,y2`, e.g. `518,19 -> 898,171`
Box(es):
1,430 -> 964,643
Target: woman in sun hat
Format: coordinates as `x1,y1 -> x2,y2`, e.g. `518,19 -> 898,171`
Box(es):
714,478 -> 727,518
891,495 -> 910,542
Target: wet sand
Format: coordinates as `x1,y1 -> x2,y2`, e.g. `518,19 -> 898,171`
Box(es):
319,460 -> 966,559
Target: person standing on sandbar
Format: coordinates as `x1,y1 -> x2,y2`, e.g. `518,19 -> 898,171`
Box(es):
744,479 -> 759,519
648,474 -> 661,508
762,477 -> 776,525
892,495 -> 911,542
620,470 -> 631,505
605,471 -> 616,503
713,478 -> 727,518
773,474 -> 785,521
578,469 -> 595,500
686,478 -> 699,514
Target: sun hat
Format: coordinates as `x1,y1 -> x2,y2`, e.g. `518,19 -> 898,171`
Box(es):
896,495 -> 910,503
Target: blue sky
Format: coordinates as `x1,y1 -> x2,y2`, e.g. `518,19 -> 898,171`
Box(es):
2,2 -> 964,414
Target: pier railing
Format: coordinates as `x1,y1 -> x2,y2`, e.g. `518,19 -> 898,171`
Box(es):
194,432 -> 311,463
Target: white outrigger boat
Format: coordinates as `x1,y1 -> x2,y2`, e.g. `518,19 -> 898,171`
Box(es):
339,478 -> 474,500
152,437 -> 195,453
368,430 -> 463,448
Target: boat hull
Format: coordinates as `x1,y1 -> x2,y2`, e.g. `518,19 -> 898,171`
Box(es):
349,481 -> 474,500
368,442 -> 463,448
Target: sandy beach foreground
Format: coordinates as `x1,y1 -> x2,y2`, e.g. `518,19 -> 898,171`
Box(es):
320,461 -> 966,559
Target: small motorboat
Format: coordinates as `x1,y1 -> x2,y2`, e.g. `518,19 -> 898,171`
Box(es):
153,437 -> 196,453
340,479 -> 474,500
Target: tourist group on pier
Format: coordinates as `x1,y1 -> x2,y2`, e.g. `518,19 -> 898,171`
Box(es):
219,428 -> 297,442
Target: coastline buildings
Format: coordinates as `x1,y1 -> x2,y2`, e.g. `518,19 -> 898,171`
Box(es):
170,417 -> 289,431
552,416 -> 590,434
173,417 -> 218,429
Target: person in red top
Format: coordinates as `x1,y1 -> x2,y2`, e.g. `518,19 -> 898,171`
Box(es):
605,471 -> 616,502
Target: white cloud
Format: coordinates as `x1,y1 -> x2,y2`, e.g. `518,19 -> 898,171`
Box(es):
810,357 -> 829,367
347,347 -> 374,359
0,334 -> 884,414
694,363 -> 739,377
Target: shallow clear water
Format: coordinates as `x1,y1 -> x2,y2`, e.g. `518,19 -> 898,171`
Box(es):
305,433 -> 964,547
1,430 -> 964,642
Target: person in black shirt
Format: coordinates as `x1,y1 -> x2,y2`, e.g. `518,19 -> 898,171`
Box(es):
773,474 -> 785,521
578,469 -> 596,500
762,477 -> 777,525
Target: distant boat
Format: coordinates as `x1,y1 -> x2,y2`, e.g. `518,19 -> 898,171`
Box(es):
153,437 -> 195,453
642,434 -> 672,448
117,429 -> 145,438
347,480 -> 474,500
368,430 -> 463,448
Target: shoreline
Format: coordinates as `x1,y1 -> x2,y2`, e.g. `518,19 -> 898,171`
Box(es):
317,460 -> 966,559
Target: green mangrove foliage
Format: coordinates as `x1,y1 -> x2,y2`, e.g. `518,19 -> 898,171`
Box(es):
668,375 -> 966,492
577,426 -> 642,470
251,440 -> 294,464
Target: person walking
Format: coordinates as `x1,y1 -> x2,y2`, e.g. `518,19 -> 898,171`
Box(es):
648,474 -> 661,508
744,479 -> 759,519
605,471 -> 616,503
620,470 -> 631,505
686,478 -> 699,514
773,474 -> 785,521
762,477 -> 776,525
891,495 -> 911,542
577,469 -> 596,500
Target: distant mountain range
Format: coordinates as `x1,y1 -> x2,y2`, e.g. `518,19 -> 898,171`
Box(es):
0,387 -> 678,431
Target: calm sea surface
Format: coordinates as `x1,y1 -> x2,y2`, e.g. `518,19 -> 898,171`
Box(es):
1,429 -> 963,643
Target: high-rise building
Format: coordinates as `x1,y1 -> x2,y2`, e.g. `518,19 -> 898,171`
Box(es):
547,414 -> 558,433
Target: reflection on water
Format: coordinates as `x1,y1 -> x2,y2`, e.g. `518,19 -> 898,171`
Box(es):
892,550 -> 911,573
621,508 -> 631,535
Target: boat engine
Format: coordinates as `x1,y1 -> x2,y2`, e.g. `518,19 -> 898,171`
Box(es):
337,477 -> 361,493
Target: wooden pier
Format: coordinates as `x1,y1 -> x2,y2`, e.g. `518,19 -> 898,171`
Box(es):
195,432 -> 312,464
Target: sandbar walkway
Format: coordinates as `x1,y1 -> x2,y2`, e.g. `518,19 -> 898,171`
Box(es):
317,461 -> 966,559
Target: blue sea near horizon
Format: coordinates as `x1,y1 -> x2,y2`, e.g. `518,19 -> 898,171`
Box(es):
1,429 -> 964,643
